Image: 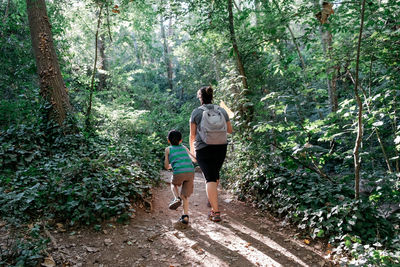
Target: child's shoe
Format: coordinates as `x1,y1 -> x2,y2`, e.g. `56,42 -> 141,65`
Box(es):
168,197 -> 182,210
173,215 -> 190,229
179,214 -> 189,225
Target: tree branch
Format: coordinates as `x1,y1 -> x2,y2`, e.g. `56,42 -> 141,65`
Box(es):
271,143 -> 335,183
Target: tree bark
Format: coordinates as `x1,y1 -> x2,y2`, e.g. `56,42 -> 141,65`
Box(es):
353,0 -> 367,200
160,17 -> 173,91
26,0 -> 71,125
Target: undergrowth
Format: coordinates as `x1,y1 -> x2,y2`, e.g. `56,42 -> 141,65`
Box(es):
222,138 -> 400,266
0,112 -> 163,266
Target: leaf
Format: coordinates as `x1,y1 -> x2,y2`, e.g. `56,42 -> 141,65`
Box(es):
41,256 -> 56,267
394,135 -> 400,144
372,121 -> 384,127
317,229 -> 325,237
304,239 -> 310,245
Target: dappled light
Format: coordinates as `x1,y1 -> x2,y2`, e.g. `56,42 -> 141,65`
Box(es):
1,0 -> 399,266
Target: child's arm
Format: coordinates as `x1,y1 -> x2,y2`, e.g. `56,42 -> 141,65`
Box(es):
164,147 -> 171,170
183,145 -> 197,163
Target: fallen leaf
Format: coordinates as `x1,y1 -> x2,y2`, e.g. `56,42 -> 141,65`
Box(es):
85,246 -> 99,253
304,239 -> 310,245
41,256 -> 56,267
245,242 -> 251,248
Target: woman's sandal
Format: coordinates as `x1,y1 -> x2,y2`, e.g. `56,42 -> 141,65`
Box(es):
208,211 -> 221,222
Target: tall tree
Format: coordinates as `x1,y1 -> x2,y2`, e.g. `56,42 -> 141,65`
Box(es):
97,33 -> 108,90
26,0 -> 71,124
160,16 -> 173,91
353,0 -> 367,199
316,2 -> 338,112
86,4 -> 103,129
227,0 -> 253,124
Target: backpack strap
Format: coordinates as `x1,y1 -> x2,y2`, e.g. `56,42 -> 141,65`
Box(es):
199,104 -> 217,111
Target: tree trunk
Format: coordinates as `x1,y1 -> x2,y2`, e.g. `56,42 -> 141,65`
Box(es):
317,2 -> 338,113
228,0 -> 253,126
347,71 -> 392,173
212,45 -> 221,82
228,0 -> 248,90
85,4 -> 103,129
254,0 -> 261,26
2,0 -> 10,26
160,17 -> 173,91
353,0 -> 367,199
131,32 -> 142,65
97,34 -> 108,90
26,0 -> 71,125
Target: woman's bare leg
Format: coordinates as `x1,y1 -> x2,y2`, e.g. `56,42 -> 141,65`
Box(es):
206,182 -> 219,212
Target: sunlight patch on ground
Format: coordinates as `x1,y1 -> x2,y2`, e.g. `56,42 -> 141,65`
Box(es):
226,219 -> 309,267
164,222 -> 231,267
194,220 -> 284,267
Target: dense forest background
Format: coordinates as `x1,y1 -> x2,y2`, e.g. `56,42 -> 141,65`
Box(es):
0,0 -> 399,265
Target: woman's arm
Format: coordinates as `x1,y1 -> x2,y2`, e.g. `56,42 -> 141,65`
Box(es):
226,120 -> 233,134
183,145 -> 197,163
164,147 -> 171,169
189,122 -> 197,155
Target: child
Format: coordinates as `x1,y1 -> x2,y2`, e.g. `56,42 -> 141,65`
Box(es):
164,129 -> 196,225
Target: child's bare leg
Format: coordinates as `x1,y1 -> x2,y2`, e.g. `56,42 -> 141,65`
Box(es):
171,184 -> 180,199
181,195 -> 189,215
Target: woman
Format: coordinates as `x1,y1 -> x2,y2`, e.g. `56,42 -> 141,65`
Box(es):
189,86 -> 233,222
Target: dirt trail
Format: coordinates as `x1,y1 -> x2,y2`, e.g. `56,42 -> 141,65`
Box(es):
53,171 -> 334,267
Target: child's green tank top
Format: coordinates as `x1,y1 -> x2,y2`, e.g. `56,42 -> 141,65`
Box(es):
168,145 -> 194,174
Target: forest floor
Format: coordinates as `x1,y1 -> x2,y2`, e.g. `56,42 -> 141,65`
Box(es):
41,171 -> 336,266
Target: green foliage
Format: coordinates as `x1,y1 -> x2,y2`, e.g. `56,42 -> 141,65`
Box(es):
222,136 -> 399,265
0,116 -> 161,226
0,224 -> 48,267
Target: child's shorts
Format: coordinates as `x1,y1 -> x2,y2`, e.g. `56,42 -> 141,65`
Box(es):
171,172 -> 195,198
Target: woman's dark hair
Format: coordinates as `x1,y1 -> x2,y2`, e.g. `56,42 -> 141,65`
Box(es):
168,129 -> 182,145
198,86 -> 213,104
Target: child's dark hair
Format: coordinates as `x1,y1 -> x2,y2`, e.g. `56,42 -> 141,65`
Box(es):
168,129 -> 182,145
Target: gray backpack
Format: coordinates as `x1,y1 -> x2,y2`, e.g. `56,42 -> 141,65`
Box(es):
198,105 -> 227,145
